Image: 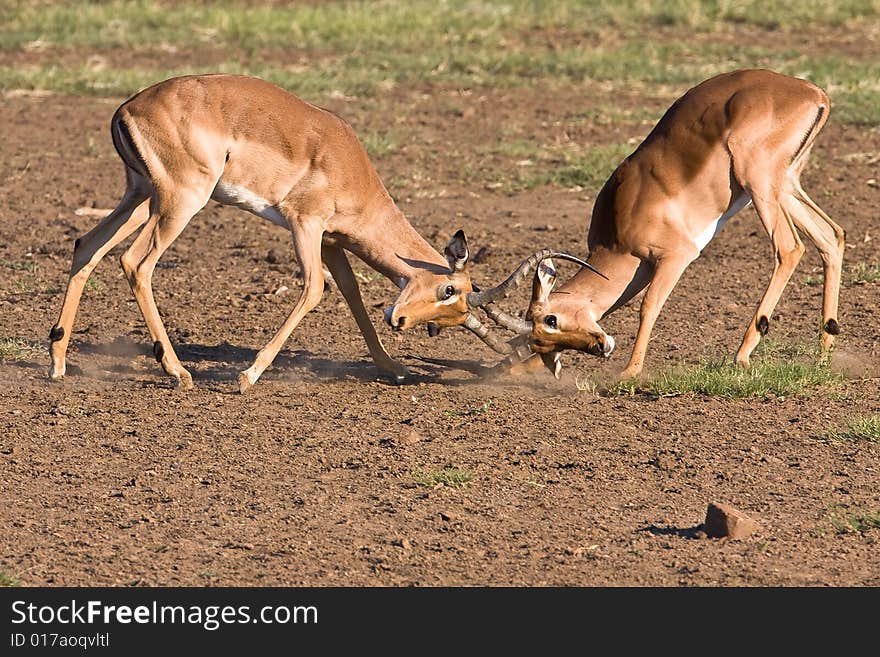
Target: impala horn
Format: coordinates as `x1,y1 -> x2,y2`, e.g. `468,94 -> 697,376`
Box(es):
466,250 -> 606,308
467,284 -> 533,334
463,314 -> 513,355
482,304 -> 532,335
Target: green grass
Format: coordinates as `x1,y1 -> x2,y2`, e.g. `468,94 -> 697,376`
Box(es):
0,337 -> 41,362
360,130 -> 399,159
0,259 -> 37,272
1,2 -> 878,124
582,342 -> 843,398
2,1 -> 877,52
413,467 -> 473,488
83,275 -> 103,293
478,141 -> 633,191
828,504 -> 880,535
848,262 -> 880,285
828,415 -> 880,442
0,571 -> 19,587
3,277 -> 52,296
444,401 -> 492,417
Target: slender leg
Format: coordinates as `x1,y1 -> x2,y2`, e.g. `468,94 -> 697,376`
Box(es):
321,244 -> 411,382
735,194 -> 805,366
49,186 -> 150,379
619,253 -> 696,380
787,183 -> 846,350
119,190 -> 209,389
238,219 -> 325,393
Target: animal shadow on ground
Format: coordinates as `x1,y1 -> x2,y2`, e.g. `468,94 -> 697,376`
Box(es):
69,338 -> 441,386
638,523 -> 706,539
8,337 -> 526,388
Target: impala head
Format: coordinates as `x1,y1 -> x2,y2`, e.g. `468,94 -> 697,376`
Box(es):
384,230 -> 474,332
528,258 -> 615,360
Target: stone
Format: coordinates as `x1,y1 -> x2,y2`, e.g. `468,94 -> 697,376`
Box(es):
704,502 -> 759,540
397,429 -> 422,446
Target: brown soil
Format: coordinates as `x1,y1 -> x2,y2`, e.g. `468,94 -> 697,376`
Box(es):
1,61 -> 879,586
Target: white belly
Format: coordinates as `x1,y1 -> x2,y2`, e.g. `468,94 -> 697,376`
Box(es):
694,192 -> 752,252
212,180 -> 288,228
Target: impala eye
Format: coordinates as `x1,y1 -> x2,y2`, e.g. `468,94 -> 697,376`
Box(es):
544,315 -> 558,329
442,285 -> 456,300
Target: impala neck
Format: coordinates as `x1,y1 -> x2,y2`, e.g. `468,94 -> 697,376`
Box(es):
348,198 -> 449,287
555,245 -> 642,319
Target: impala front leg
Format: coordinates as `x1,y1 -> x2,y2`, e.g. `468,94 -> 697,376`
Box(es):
321,244 -> 411,383
619,254 -> 695,380
239,219 -> 325,393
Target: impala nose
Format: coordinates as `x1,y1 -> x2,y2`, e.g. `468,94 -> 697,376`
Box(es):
384,307 -> 405,331
602,334 -> 615,357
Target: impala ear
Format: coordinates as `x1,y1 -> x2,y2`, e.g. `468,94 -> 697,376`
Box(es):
444,229 -> 469,273
531,258 -> 557,305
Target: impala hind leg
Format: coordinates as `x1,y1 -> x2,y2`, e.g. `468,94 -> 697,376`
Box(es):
785,184 -> 845,350
620,253 -> 695,380
120,190 -> 210,389
321,245 -> 411,383
238,220 -> 325,393
735,194 -> 805,366
49,187 -> 150,380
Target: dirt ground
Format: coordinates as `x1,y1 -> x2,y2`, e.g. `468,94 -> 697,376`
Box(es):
2,58 -> 879,585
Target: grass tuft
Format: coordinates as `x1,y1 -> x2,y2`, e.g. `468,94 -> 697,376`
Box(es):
413,467 -> 473,488
0,259 -> 37,271
848,262 -> 880,285
828,415 -> 880,442
0,571 -> 19,587
828,504 -> 880,535
0,337 -> 41,362
359,130 -> 399,159
580,342 -> 843,398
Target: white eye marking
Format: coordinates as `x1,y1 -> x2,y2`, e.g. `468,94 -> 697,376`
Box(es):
438,294 -> 459,305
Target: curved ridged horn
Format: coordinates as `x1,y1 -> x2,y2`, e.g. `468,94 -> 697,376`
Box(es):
463,314 -> 513,355
482,304 -> 532,335
466,250 -> 606,308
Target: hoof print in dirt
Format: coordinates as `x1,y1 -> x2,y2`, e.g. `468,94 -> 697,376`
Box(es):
704,502 -> 759,540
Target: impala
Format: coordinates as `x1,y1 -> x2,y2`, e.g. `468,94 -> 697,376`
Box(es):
486,69 -> 844,379
47,74 -> 593,392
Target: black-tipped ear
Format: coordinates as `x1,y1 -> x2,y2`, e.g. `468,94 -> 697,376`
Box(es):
444,229 -> 469,273
531,258 -> 557,305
